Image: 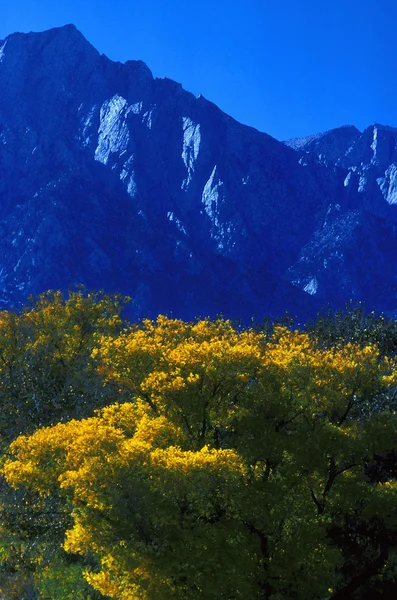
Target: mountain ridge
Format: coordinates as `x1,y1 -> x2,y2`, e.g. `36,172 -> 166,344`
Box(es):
0,25 -> 397,320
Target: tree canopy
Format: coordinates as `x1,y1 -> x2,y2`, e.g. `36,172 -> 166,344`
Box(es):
2,303 -> 397,599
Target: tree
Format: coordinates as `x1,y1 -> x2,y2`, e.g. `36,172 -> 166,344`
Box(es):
0,289 -> 129,599
4,317 -> 397,599
307,301 -> 397,357
0,289 -> 129,440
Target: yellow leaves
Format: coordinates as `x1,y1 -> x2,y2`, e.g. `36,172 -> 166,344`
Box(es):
265,327 -> 377,379
84,568 -> 121,599
128,410 -> 184,449
3,311 -> 397,599
2,391 -> 252,598
3,459 -> 37,490
63,517 -> 93,555
381,355 -> 397,386
150,445 -> 244,477
187,371 -> 200,384
0,288 -> 132,444
97,316 -> 264,388
98,400 -> 151,434
88,317 -> 397,465
4,415 -> 128,499
260,326 -> 390,420
5,316 -> 391,502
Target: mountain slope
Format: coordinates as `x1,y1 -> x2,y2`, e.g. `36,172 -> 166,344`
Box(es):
0,25 -> 397,319
284,125 -> 397,312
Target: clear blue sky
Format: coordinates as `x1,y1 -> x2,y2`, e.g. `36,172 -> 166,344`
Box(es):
1,0 -> 396,140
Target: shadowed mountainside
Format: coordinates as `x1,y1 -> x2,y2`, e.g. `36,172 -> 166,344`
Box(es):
0,25 -> 397,319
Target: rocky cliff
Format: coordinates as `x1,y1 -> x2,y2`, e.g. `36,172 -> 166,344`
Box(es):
0,25 -> 396,320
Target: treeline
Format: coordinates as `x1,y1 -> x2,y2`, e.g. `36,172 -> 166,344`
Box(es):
1,291 -> 397,599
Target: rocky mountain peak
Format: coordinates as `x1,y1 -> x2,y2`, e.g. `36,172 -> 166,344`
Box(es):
352,123 -> 397,166
284,125 -> 361,166
1,25 -> 397,320
5,23 -> 92,49
1,23 -> 98,68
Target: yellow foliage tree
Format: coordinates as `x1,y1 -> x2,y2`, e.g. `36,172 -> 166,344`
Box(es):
0,290 -> 129,599
0,289 -> 128,439
4,317 -> 397,599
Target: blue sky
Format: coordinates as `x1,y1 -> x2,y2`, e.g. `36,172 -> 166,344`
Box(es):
1,0 -> 396,140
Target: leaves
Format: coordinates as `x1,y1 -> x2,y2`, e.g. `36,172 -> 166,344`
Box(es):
0,289 -> 129,440
2,301 -> 397,598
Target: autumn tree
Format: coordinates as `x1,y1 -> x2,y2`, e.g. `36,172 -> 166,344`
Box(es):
4,317 -> 397,599
0,289 -> 129,599
0,289 -> 129,440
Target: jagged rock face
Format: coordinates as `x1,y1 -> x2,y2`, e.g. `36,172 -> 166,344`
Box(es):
284,125 -> 397,312
0,24 -> 396,319
285,125 -> 362,166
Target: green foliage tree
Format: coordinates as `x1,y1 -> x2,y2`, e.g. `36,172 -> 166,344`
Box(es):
307,301 -> 397,357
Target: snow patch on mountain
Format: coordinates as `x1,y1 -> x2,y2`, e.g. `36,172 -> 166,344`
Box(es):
0,41 -> 6,62
95,95 -> 130,165
370,125 -> 378,164
143,109 -> 154,129
80,105 -> 97,146
377,164 -> 397,204
119,155 -> 137,197
344,172 -> 352,187
130,102 -> 143,115
202,166 -> 222,224
167,212 -> 188,235
358,169 -> 369,193
201,166 -> 235,250
303,277 -> 318,295
181,117 -> 201,189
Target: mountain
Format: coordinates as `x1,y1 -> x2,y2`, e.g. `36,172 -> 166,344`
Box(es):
284,124 -> 397,313
0,24 -> 396,320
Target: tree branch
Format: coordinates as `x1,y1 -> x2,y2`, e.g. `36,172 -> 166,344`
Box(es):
275,409 -> 305,432
338,394 -> 356,426
330,540 -> 389,600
